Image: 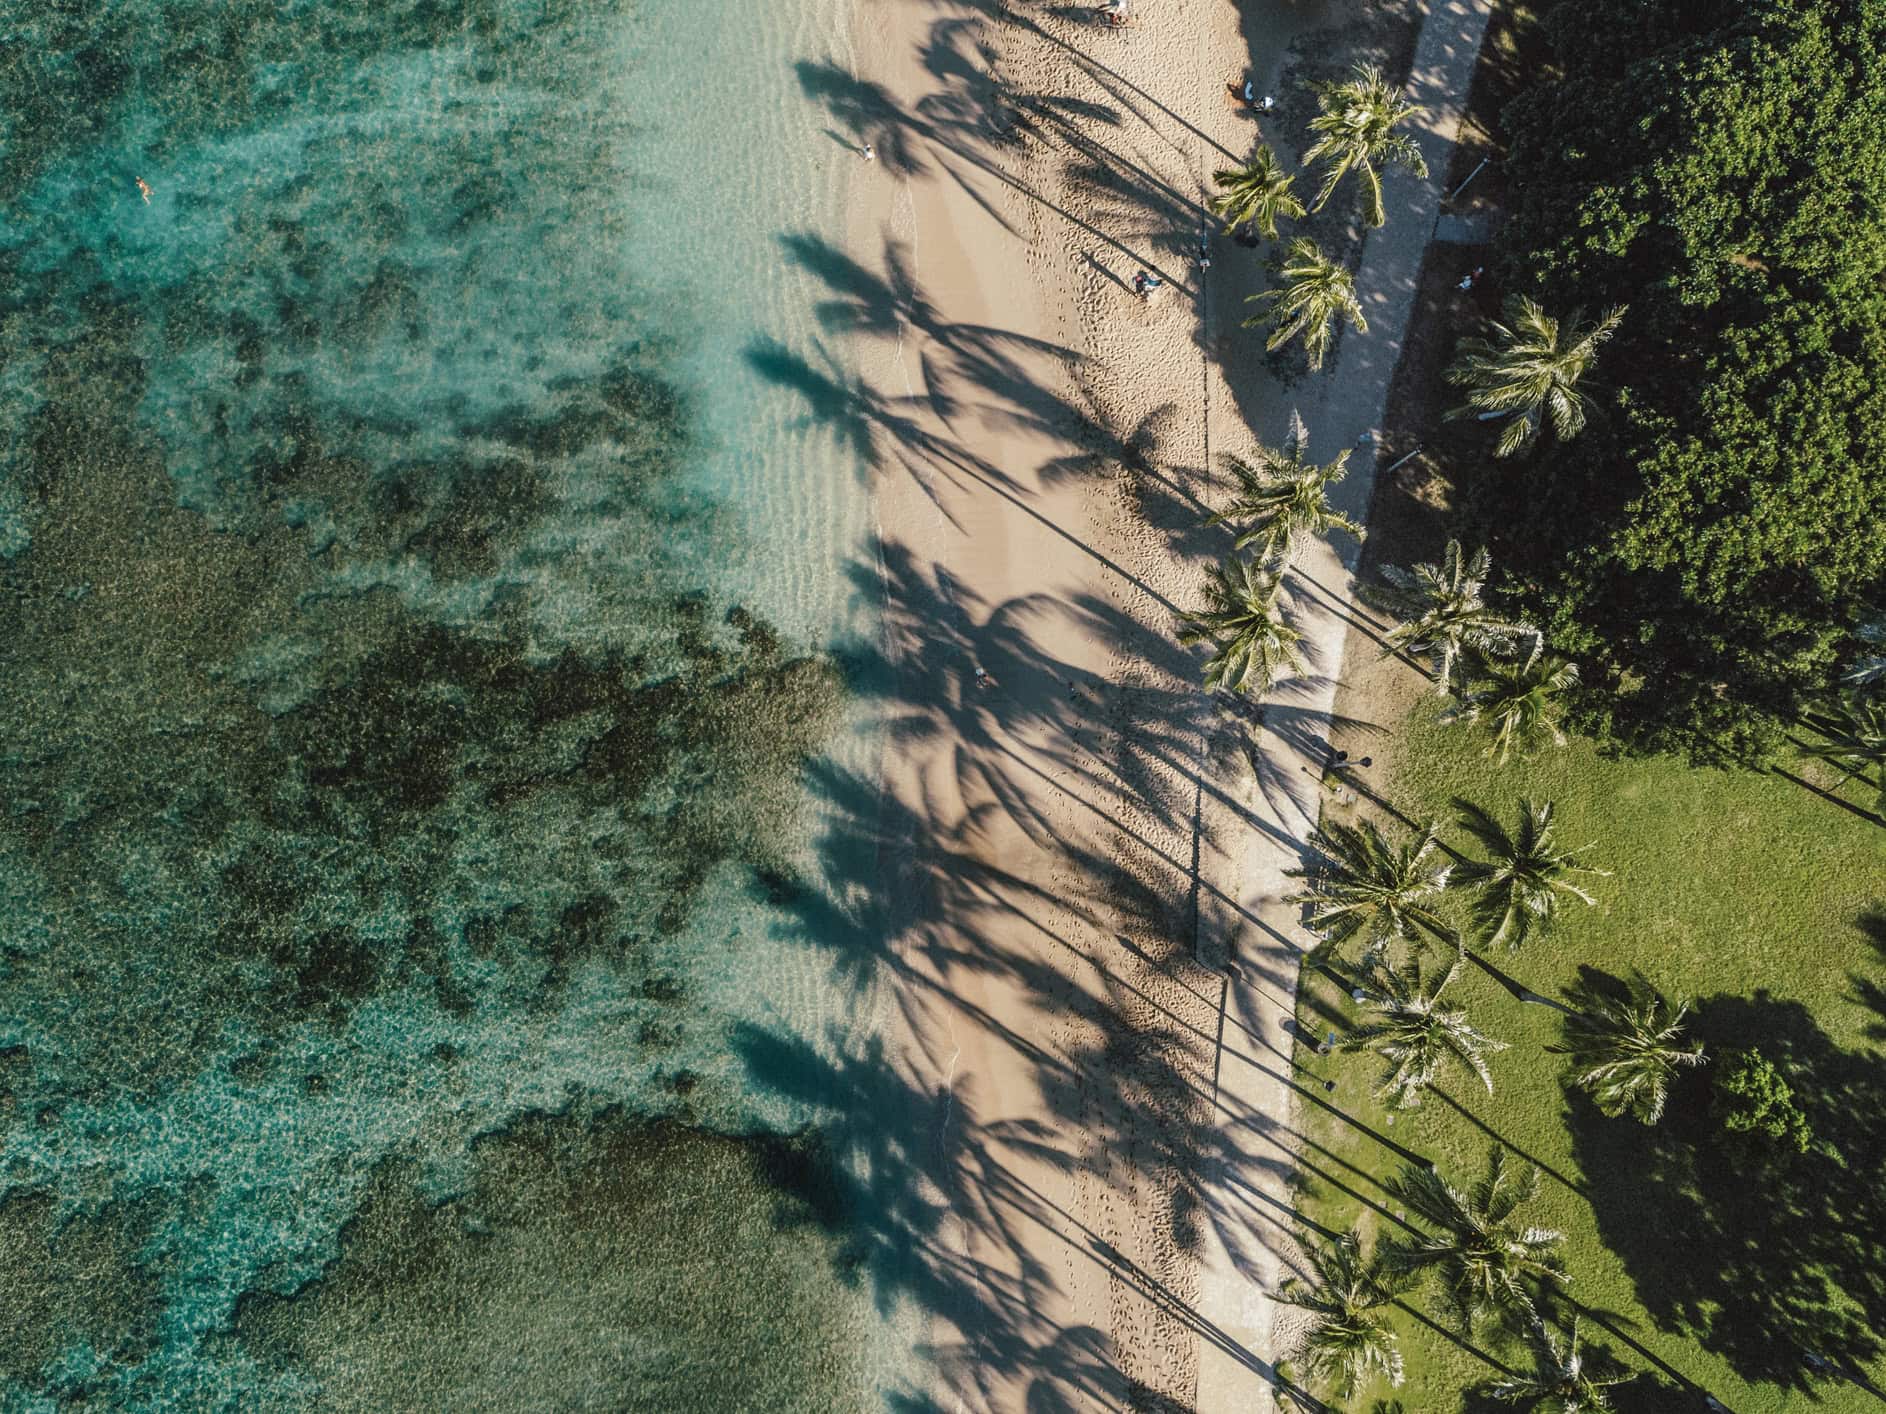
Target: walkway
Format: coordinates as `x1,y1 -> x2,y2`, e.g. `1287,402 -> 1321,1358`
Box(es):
1190,0 -> 1499,1409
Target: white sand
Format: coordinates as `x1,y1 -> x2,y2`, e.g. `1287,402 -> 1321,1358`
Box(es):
832,0 -> 1494,1406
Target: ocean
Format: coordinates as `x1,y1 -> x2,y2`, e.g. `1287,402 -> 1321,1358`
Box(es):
0,0 -> 909,1407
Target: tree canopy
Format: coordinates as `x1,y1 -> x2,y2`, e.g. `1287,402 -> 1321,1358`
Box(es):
1481,0 -> 1886,762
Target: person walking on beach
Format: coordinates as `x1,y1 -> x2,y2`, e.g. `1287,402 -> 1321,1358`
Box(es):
861,141 -> 875,162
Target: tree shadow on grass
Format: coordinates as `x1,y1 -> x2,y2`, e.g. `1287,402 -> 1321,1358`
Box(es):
1568,970 -> 1886,1399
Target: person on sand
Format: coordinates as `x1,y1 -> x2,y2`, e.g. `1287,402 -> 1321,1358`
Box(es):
860,141 -> 874,162
973,665 -> 997,690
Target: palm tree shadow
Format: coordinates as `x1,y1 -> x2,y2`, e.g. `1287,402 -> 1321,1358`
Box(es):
1567,984 -> 1886,1395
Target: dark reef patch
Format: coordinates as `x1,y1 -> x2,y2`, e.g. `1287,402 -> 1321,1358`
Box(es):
234,1111 -> 868,1413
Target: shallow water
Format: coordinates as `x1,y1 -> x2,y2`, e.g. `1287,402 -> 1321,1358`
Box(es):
0,0 -> 899,1407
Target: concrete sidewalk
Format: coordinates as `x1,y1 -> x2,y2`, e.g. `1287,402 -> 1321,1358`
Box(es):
1190,0 -> 1499,1409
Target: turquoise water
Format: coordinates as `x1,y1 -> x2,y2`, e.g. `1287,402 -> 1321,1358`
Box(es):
0,0 -> 901,1407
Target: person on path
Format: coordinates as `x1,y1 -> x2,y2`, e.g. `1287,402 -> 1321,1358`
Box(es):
1457,265 -> 1483,291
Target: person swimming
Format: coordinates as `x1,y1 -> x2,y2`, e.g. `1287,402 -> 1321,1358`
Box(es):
135,176 -> 152,203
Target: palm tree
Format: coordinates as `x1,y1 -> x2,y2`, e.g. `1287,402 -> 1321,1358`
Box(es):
1445,642 -> 1579,765
1841,613 -> 1886,691
1344,955 -> 1507,1109
1446,298 -> 1626,457
1382,1146 -> 1567,1334
1798,690 -> 1886,814
1302,63 -> 1429,227
1276,1229 -> 1408,1399
1210,412 -> 1362,564
1286,818 -> 1456,965
1246,237 -> 1366,372
1374,540 -> 1537,694
1487,1316 -> 1635,1412
1452,799 -> 1607,949
1555,980 -> 1705,1124
1210,144 -> 1306,238
1178,555 -> 1306,695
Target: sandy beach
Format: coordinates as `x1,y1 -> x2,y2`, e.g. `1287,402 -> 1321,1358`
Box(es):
816,0 -> 1493,1405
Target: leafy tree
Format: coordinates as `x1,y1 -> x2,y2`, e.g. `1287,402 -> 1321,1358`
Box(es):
1344,954 -> 1507,1108
1382,1147 -> 1567,1334
1375,540 -> 1537,694
1210,413 -> 1361,564
1486,1316 -> 1635,1412
1210,144 -> 1305,238
1286,818 -> 1456,965
1445,298 -> 1625,457
1478,0 -> 1886,762
1445,644 -> 1578,765
1555,980 -> 1704,1124
1246,237 -> 1365,371
1178,555 -> 1305,695
1452,799 -> 1605,949
1276,1229 -> 1407,1399
1302,62 -> 1429,227
1712,1047 -> 1824,1158
1798,690 -> 1886,815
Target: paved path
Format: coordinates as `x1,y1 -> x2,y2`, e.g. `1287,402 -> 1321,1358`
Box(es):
1190,0 -> 1499,1409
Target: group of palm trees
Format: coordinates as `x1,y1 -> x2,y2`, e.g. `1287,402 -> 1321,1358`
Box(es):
1273,794 -> 1706,1406
1281,1154 -> 1634,1410
1211,64 -> 1425,370
1191,64 -> 1627,762
1287,798 -> 1702,1122
1189,61 -> 1725,1414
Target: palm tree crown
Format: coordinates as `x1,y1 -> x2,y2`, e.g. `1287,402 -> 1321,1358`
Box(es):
1344,954 -> 1508,1109
1210,412 -> 1362,565
1487,1316 -> 1635,1412
1842,613 -> 1886,691
1210,144 -> 1306,238
1246,237 -> 1366,372
1446,641 -> 1579,765
1376,540 -> 1537,694
1557,980 -> 1705,1124
1799,689 -> 1886,814
1382,1146 -> 1567,1334
1302,63 -> 1430,227
1452,799 -> 1607,949
1446,297 -> 1627,457
1178,555 -> 1306,695
1277,1229 -> 1408,1399
1287,818 -> 1456,965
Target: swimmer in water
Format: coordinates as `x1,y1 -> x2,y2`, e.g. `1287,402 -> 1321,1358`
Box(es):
136,177 -> 152,204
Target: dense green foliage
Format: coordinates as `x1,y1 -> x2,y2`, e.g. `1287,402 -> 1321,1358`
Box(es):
1711,1047 -> 1821,1157
1484,0 -> 1886,762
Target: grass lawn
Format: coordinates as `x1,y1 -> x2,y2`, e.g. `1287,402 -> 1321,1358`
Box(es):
1289,700 -> 1886,1412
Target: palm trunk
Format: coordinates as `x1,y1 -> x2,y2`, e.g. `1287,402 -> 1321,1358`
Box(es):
1459,947 -> 1578,1017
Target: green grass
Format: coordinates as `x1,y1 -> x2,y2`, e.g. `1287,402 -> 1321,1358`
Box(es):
1291,702 -> 1886,1413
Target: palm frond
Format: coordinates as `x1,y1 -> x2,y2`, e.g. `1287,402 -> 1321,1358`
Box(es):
1178,555 -> 1306,695
1557,979 -> 1705,1124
